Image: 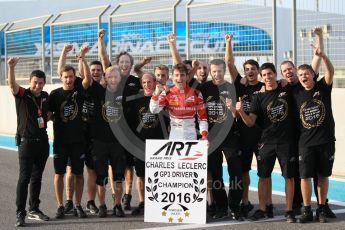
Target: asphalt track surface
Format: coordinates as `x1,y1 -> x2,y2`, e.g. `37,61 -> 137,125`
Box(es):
1,148 -> 345,230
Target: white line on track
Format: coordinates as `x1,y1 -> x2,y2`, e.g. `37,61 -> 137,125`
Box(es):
0,146 -> 16,151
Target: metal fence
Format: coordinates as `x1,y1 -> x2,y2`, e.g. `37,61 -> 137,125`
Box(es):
109,0 -> 182,73
50,5 -> 110,83
4,15 -> 52,85
295,0 -> 345,87
187,0 -> 274,77
0,0 -> 344,87
0,23 -> 8,85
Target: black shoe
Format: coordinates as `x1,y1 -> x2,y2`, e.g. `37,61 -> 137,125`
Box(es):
86,200 -> 99,214
113,205 -> 125,217
64,200 -> 74,214
15,211 -> 26,227
299,209 -> 313,223
132,202 -> 144,216
28,209 -> 50,221
231,212 -> 244,221
324,200 -> 336,218
55,206 -> 65,219
292,205 -> 302,216
285,210 -> 296,223
315,206 -> 328,223
240,201 -> 254,218
207,203 -> 216,216
212,210 -> 228,220
251,209 -> 266,221
265,204 -> 274,218
98,205 -> 107,218
74,205 -> 87,218
122,194 -> 132,211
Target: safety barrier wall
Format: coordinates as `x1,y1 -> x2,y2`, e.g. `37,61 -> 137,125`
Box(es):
0,0 -> 343,85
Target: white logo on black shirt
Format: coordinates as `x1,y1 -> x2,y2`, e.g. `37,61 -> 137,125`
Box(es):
278,92 -> 287,97
60,92 -> 78,123
267,99 -> 288,123
300,99 -> 325,129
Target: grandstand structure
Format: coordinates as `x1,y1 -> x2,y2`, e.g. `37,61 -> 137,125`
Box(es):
0,0 -> 344,87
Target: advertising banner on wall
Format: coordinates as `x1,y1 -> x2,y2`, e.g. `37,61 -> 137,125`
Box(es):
144,139 -> 208,224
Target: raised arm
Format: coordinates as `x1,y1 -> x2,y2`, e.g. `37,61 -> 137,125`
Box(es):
311,27 -> 324,74
78,45 -> 92,89
7,57 -> 20,95
98,29 -> 111,72
315,48 -> 334,86
78,55 -> 85,79
57,44 -> 73,76
188,59 -> 199,80
167,33 -> 183,64
133,56 -> 152,79
224,34 -> 238,82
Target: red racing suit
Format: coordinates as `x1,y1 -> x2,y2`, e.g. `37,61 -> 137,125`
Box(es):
150,85 -> 208,140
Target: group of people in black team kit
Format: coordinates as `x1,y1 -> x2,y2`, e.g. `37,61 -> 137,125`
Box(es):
9,26 -> 337,227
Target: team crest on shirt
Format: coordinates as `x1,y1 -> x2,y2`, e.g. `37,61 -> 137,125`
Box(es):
206,96 -> 227,124
300,99 -> 325,129
60,91 -> 78,123
266,99 -> 288,123
128,83 -> 136,87
102,100 -> 122,123
139,107 -> 158,129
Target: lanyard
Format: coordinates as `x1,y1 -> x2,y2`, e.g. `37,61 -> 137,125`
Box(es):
31,96 -> 43,117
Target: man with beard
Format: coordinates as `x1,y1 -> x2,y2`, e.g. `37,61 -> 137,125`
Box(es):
196,61 -> 209,84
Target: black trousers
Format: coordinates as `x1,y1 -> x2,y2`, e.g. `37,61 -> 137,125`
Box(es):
208,150 -> 228,212
223,148 -> 243,213
208,147 -> 243,213
16,138 -> 49,213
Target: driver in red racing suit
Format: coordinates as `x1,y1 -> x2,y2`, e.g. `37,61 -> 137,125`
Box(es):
150,63 -> 208,140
